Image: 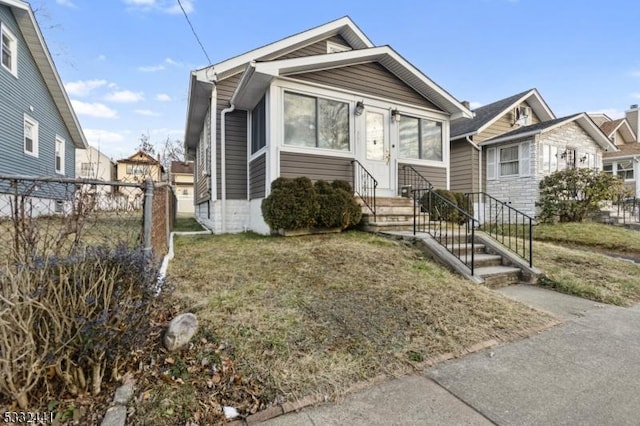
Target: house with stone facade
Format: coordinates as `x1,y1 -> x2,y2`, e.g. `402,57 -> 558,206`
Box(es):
451,89 -> 616,218
591,106 -> 640,198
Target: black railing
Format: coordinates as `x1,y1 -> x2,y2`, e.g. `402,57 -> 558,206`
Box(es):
607,195 -> 640,225
402,164 -> 433,192
465,192 -> 533,267
351,160 -> 377,218
413,187 -> 479,275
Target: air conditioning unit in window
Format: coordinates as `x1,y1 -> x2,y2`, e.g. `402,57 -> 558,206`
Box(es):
518,106 -> 531,118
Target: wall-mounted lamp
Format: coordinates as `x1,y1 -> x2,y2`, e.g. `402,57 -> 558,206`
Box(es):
391,108 -> 401,123
580,154 -> 588,163
560,149 -> 568,159
355,100 -> 365,116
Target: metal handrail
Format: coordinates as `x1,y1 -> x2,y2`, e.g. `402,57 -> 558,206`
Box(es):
413,187 -> 479,275
465,192 -> 534,267
402,164 -> 433,191
612,195 -> 639,225
351,160 -> 377,219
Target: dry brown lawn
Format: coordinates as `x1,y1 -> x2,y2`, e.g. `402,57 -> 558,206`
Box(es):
151,231 -> 553,422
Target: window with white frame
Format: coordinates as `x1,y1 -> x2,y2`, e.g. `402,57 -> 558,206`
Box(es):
542,144 -> 559,174
283,92 -> 349,151
616,160 -> 634,181
126,164 -> 149,175
603,163 -> 613,175
55,136 -> 65,174
398,116 -> 443,161
486,142 -> 530,179
23,115 -> 38,156
1,23 -> 17,76
80,162 -> 95,177
251,95 -> 266,154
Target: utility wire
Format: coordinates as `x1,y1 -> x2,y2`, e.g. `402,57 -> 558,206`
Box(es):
176,0 -> 212,65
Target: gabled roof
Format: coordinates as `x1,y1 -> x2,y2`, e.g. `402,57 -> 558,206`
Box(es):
231,46 -> 473,118
118,150 -> 161,165
451,88 -> 555,140
1,0 -> 87,149
482,113 -> 618,152
170,161 -> 194,175
194,16 -> 374,81
599,118 -> 637,143
603,142 -> 640,159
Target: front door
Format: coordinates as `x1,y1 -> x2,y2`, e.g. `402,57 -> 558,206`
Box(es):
361,106 -> 394,195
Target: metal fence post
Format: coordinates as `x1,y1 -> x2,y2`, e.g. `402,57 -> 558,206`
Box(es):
143,178 -> 154,255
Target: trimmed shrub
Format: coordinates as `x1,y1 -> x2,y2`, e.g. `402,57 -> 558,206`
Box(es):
314,181 -> 362,229
331,180 -> 353,193
263,177 -> 318,231
452,191 -> 474,222
420,189 -> 460,222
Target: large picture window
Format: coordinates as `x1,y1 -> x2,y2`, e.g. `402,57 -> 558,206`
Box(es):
616,160 -> 634,181
284,92 -> 349,151
398,116 -> 442,161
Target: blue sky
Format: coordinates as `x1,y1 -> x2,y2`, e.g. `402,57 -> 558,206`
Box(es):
33,0 -> 640,160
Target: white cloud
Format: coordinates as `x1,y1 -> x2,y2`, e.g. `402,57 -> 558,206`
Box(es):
104,90 -> 144,103
71,100 -> 118,118
632,93 -> 640,100
155,93 -> 171,102
56,0 -> 76,7
630,70 -> 640,78
124,0 -> 194,14
138,64 -> 166,72
84,129 -> 126,145
65,79 -> 108,97
96,54 -> 107,61
134,109 -> 161,116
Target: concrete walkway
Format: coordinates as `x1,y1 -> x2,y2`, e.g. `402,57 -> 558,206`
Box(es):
263,285 -> 640,425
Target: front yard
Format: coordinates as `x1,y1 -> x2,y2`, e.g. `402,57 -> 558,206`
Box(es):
131,231 -> 554,423
531,223 -> 640,306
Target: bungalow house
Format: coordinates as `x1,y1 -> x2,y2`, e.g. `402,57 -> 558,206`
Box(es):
592,106 -> 640,197
450,89 -> 616,218
0,0 -> 87,177
170,160 -> 194,215
184,16 -> 472,234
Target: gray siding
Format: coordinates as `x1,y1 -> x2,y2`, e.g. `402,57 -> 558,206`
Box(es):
280,152 -> 353,186
216,75 -> 247,200
290,63 -> 441,111
0,5 -> 76,177
397,162 -> 446,190
450,139 -> 479,193
278,35 -> 351,59
249,153 -> 266,199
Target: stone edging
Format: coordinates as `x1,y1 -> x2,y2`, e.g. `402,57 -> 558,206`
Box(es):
100,379 -> 135,426
229,318 -> 563,424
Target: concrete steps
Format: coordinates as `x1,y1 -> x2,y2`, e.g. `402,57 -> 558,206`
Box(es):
358,196 -> 416,232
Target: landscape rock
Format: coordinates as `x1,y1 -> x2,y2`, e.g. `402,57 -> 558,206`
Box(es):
164,313 -> 199,351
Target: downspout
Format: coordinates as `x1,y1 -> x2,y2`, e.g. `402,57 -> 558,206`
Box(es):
221,103 -> 236,233
466,136 -> 482,193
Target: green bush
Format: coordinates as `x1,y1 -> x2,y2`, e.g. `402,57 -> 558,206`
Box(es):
421,189 -> 460,222
452,191 -> 474,222
331,180 -> 353,193
537,168 -> 624,223
262,178 -> 361,232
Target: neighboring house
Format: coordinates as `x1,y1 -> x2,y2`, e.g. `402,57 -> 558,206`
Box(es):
451,89 -> 616,217
75,146 -> 115,181
184,16 -> 472,234
595,105 -> 640,197
170,160 -> 194,215
116,150 -> 164,208
0,0 -> 87,177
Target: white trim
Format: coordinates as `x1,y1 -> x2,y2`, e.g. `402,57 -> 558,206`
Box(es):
326,40 -> 351,53
55,135 -> 65,175
194,17 -> 374,78
475,89 -> 555,136
23,114 -> 38,157
1,22 -> 18,77
210,85 -> 217,200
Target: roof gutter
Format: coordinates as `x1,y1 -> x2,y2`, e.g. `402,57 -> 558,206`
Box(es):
466,136 -> 482,195
480,129 -> 542,146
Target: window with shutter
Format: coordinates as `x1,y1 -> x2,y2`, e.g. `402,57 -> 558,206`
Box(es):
486,147 -> 496,180
519,142 -> 530,176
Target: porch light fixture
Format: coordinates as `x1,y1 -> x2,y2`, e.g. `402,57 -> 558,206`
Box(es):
391,108 -> 401,123
355,100 -> 365,116
580,154 -> 588,163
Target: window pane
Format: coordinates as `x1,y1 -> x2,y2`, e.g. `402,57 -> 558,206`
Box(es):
422,120 -> 442,161
251,95 -> 266,154
318,98 -> 349,150
284,93 -> 316,147
542,144 -> 550,172
603,164 -> 613,174
500,146 -> 519,162
1,32 -> 11,69
501,162 -> 519,176
399,116 -> 419,159
366,111 -> 384,160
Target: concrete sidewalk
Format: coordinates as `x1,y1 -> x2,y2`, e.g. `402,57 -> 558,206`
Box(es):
264,286 -> 640,425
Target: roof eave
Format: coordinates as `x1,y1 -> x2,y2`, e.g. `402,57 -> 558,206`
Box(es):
184,73 -> 214,150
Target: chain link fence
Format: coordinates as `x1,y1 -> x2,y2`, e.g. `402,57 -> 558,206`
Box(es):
0,174 -> 175,265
